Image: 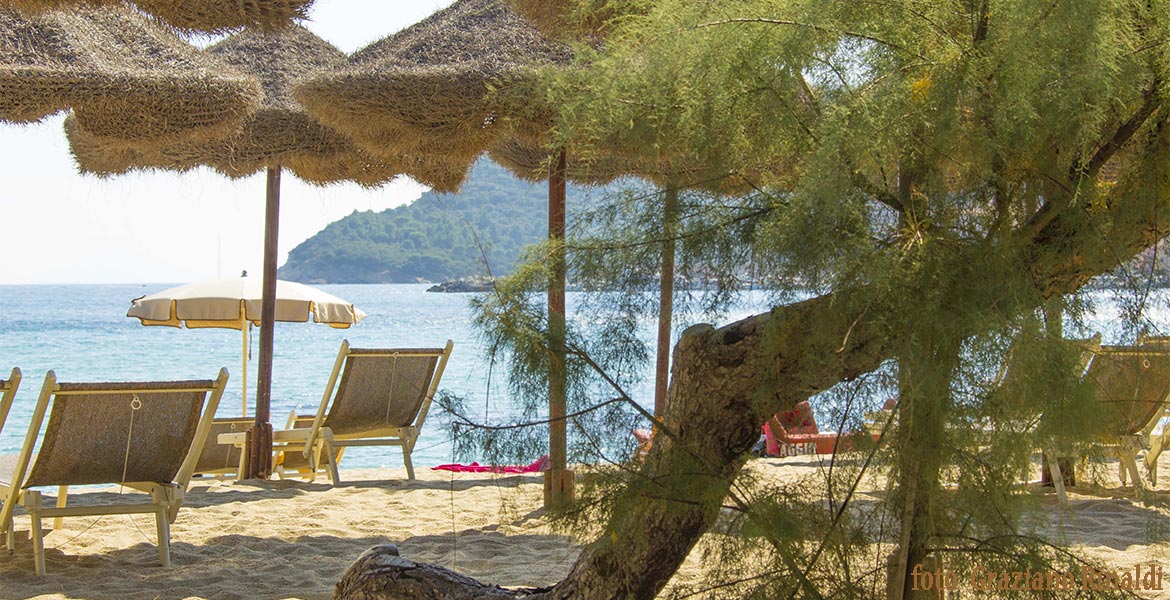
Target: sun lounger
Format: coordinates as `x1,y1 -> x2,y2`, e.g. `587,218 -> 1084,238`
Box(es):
0,368 -> 20,448
272,411 -> 346,481
981,334 -> 1101,505
220,340 -> 453,483
0,369 -> 227,575
191,417 -> 254,479
1081,346 -> 1170,496
1137,335 -> 1170,481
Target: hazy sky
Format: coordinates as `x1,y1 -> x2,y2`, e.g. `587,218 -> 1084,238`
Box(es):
0,0 -> 456,285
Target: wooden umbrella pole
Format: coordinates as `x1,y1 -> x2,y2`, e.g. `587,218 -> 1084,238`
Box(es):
241,320 -> 248,417
245,165 -> 280,479
545,148 -> 573,509
653,187 -> 679,419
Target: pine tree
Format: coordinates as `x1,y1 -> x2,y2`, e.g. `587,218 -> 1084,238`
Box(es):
337,1 -> 1170,598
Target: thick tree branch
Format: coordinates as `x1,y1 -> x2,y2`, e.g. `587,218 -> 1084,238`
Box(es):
1026,85 -> 1163,238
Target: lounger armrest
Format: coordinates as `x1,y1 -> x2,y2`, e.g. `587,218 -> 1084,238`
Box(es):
218,428 -> 314,447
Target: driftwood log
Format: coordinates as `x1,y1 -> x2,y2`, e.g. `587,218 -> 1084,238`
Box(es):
335,545 -> 547,599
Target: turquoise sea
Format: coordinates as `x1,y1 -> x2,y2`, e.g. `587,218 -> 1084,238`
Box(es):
0,283 -> 511,468
0,283 -> 1163,469
0,283 -> 779,469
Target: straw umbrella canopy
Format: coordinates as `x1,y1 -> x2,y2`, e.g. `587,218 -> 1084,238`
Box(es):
295,0 -> 571,192
0,4 -> 261,139
65,20 -> 405,233
507,0 -> 640,41
298,0 -> 646,508
296,2 -> 758,507
2,0 -> 314,33
67,24 -> 401,479
65,24 -> 399,185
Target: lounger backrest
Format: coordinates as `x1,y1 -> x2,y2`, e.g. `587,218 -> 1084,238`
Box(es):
324,348 -> 443,436
0,367 -> 20,440
996,333 -> 1101,387
24,373 -> 227,488
1084,347 -> 1170,436
1138,334 -> 1170,348
192,417 -> 252,474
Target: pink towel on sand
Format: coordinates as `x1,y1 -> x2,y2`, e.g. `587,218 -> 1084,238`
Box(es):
432,454 -> 550,474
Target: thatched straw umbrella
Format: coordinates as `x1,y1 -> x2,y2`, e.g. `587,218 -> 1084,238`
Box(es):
297,0 -> 711,506
64,24 -> 399,187
491,0 -> 768,428
0,4 -> 261,140
66,24 -> 400,479
295,0 -> 571,190
2,0 -> 313,33
506,0 -> 641,40
491,139 -> 696,424
296,0 -> 588,506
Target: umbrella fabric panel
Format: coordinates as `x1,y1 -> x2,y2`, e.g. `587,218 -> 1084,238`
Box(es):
126,279 -> 365,328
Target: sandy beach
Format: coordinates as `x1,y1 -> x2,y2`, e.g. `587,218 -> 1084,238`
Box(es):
0,452 -> 1168,599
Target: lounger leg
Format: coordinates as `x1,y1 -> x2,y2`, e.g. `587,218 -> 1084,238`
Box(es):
25,491 -> 45,576
166,486 -> 184,524
235,442 -> 248,483
1122,438 -> 1146,497
153,486 -> 173,568
53,485 -> 67,531
402,431 -> 417,480
320,432 -> 340,484
1125,457 -> 1146,498
1047,453 -> 1068,507
325,444 -> 341,484
302,446 -> 317,483
1146,429 -> 1167,485
402,445 -> 415,480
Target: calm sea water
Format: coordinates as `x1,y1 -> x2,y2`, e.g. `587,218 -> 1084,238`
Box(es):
0,283 -> 779,469
0,283 -> 1162,469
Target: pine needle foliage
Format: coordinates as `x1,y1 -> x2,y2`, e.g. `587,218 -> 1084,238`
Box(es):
439,0 -> 1170,597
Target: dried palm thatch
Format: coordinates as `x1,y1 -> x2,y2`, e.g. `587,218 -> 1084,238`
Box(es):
65,116 -> 397,186
0,5 -> 261,140
490,126 -> 765,196
65,24 -> 400,187
489,135 -> 727,189
2,0 -> 312,33
506,0 -> 639,40
295,0 -> 571,184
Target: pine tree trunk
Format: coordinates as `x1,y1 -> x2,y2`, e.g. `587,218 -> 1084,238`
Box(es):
335,295 -> 892,600
891,335 -> 961,600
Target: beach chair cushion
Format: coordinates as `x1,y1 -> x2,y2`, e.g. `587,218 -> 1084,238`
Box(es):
776,401 -> 818,435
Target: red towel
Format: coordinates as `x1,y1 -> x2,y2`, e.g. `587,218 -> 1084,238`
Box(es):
432,454 -> 550,474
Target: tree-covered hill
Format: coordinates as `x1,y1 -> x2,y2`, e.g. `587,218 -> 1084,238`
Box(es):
279,160 -> 550,284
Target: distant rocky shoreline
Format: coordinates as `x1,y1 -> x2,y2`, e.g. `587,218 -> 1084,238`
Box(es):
426,276 -> 495,293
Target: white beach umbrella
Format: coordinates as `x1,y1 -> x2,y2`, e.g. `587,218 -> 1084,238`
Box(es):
127,275 -> 366,416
